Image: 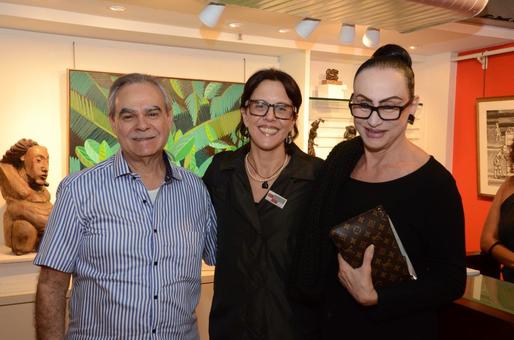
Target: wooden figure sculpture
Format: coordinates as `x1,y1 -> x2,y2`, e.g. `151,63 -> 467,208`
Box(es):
308,118 -> 325,156
0,139 -> 52,255
325,68 -> 339,82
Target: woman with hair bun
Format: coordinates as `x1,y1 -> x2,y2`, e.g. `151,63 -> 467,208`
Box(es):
294,44 -> 466,339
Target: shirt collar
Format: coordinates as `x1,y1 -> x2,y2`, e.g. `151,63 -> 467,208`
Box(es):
113,151 -> 182,183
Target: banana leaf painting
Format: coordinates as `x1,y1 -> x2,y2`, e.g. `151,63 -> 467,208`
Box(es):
68,69 -> 246,176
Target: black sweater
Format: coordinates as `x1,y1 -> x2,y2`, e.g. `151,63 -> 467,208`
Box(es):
294,137 -> 466,340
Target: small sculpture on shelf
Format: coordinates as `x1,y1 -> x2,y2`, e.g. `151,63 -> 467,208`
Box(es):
325,68 -> 340,82
0,139 -> 52,255
308,118 -> 325,156
344,125 -> 357,141
319,68 -> 346,98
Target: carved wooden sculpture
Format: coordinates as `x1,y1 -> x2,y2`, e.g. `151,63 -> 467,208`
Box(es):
0,139 -> 52,255
325,68 -> 339,81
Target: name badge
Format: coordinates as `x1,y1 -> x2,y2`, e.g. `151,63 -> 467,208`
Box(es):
265,190 -> 287,209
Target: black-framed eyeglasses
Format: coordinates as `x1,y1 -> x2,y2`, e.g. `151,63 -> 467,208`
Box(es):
246,99 -> 296,120
348,96 -> 413,121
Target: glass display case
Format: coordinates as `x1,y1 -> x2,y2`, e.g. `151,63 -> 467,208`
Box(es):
439,274 -> 514,339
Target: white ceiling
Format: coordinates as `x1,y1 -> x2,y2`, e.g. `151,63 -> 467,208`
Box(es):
0,0 -> 512,60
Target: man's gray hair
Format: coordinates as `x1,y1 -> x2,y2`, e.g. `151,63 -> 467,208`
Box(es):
108,73 -> 171,117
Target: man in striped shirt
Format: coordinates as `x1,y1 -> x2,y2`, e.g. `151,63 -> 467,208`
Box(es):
34,73 -> 217,340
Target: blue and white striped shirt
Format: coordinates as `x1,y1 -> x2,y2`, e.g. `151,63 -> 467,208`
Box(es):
35,152 -> 217,340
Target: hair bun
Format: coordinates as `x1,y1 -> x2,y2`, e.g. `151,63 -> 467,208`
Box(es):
372,44 -> 412,68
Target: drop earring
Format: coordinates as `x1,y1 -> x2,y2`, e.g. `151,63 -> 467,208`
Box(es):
285,134 -> 292,144
407,114 -> 415,125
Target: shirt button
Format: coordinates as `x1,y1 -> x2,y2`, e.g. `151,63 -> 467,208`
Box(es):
153,229 -> 157,233
154,295 -> 158,299
143,199 -> 147,204
152,329 -> 156,334
154,261 -> 158,266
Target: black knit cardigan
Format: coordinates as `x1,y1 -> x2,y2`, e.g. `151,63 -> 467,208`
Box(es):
292,136 -> 364,300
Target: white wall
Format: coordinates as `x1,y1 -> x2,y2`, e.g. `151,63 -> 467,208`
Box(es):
414,52 -> 456,169
0,27 -> 279,245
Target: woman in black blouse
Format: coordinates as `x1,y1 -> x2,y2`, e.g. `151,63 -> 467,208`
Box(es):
203,68 -> 323,340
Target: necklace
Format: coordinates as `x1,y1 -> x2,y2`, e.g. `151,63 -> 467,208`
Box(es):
245,153 -> 289,189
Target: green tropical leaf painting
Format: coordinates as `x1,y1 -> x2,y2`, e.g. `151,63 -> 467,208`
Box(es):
69,70 -> 245,177
204,82 -> 222,99
210,84 -> 244,119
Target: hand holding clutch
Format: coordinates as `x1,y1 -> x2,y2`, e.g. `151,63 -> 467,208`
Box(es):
337,246 -> 378,306
329,205 -> 416,288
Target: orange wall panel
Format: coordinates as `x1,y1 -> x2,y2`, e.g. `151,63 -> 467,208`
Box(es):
453,43 -> 514,252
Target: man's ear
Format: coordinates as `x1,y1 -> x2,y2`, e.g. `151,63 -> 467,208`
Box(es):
166,110 -> 173,127
109,114 -> 116,130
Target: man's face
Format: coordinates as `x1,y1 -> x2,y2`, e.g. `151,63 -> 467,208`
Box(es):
109,82 -> 172,164
22,145 -> 49,187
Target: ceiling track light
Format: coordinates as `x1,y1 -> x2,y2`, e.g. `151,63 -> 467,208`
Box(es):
109,5 -> 126,12
295,18 -> 321,39
362,27 -> 380,48
199,2 -> 226,28
339,24 -> 355,44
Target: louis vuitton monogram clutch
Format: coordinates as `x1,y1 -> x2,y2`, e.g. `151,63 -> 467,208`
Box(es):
329,205 -> 416,288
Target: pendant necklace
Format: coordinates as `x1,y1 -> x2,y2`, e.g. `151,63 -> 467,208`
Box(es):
245,153 -> 289,189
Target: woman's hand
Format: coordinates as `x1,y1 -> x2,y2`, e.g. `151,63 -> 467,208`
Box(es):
337,244 -> 378,306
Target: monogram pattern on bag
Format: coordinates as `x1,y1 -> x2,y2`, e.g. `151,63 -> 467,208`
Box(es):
329,205 -> 412,288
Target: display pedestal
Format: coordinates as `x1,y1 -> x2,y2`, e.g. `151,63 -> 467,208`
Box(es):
0,246 -> 38,278
317,83 -> 347,99
0,246 -> 39,340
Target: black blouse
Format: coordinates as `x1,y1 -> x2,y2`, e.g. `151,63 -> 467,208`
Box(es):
498,193 -> 514,282
203,144 -> 323,340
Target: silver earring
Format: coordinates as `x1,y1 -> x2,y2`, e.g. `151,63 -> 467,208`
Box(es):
285,134 -> 292,144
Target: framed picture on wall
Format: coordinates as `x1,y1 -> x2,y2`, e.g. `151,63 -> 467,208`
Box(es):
476,96 -> 514,197
68,69 -> 245,177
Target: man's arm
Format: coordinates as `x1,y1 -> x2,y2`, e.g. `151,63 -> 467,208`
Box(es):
35,266 -> 71,340
202,192 -> 217,266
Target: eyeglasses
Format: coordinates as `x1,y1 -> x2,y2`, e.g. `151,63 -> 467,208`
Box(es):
348,97 -> 413,121
246,100 -> 295,120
